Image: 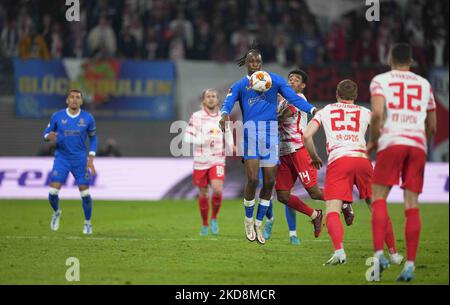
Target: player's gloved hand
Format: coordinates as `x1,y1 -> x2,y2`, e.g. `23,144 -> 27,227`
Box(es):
310,154 -> 323,170
87,156 -> 96,176
219,114 -> 230,132
47,131 -> 58,142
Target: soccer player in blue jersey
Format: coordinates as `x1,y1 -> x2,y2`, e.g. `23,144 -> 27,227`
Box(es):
43,89 -> 98,234
219,47 -> 317,244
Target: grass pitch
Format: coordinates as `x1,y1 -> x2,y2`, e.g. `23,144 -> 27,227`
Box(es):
0,199 -> 448,285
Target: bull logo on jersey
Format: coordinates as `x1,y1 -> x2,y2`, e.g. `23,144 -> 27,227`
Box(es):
210,128 -> 221,135
77,118 -> 86,127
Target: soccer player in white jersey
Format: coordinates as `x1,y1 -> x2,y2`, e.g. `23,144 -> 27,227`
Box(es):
303,80 -> 373,265
263,69 -> 324,245
367,43 -> 437,281
184,89 -> 234,236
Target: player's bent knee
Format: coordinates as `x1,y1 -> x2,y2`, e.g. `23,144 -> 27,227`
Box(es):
247,178 -> 259,189
277,192 -> 290,204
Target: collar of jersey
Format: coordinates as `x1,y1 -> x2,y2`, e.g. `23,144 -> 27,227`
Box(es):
66,108 -> 81,118
246,75 -> 251,80
338,100 -> 354,104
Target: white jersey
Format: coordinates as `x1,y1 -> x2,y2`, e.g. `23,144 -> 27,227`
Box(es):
184,108 -> 232,170
313,102 -> 371,165
370,69 -> 436,153
278,93 -> 309,156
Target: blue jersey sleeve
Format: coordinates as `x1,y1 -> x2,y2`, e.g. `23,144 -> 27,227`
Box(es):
87,114 -> 98,155
276,75 -> 315,114
43,113 -> 58,140
220,82 -> 240,115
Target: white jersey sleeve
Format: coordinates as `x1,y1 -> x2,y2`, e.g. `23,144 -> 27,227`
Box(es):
313,103 -> 371,164
370,70 -> 436,153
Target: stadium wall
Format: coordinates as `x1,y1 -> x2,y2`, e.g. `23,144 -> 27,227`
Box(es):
0,157 -> 448,203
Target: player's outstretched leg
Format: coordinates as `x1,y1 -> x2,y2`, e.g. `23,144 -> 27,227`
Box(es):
198,193 -> 209,236
285,206 -> 300,245
210,192 -> 222,235
282,192 -> 322,238
244,199 -> 256,241
254,198 -> 271,244
263,198 -> 274,240
49,187 -> 62,231
80,189 -> 93,235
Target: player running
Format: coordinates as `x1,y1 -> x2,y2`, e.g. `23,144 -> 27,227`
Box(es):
263,69 -> 323,245
184,89 -> 233,236
303,80 -> 372,265
367,43 -> 437,281
219,46 -> 317,245
43,89 -> 97,234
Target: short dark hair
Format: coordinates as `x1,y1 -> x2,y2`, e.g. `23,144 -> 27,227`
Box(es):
69,89 -> 83,98
288,69 -> 308,84
390,43 -> 412,65
336,79 -> 358,101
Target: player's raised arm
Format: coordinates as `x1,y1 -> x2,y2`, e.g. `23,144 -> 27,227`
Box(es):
277,75 -> 316,115
303,116 -> 322,169
425,88 -> 437,142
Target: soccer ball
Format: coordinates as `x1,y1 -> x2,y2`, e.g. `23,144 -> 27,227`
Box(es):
250,71 -> 272,93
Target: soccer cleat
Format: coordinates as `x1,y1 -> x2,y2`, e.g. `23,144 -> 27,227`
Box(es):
324,251 -> 347,266
210,219 -> 219,235
244,218 -> 256,242
50,209 -> 62,231
263,219 -> 274,240
341,204 -> 354,226
377,253 -> 390,274
254,223 -> 266,245
390,253 -> 404,265
311,209 -> 323,238
200,225 -> 209,236
83,223 -> 93,235
397,265 -> 415,282
289,236 -> 301,245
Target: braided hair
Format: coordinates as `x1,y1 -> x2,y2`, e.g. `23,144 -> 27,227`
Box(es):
236,40 -> 261,67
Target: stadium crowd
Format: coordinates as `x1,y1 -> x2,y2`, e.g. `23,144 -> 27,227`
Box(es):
0,0 -> 448,68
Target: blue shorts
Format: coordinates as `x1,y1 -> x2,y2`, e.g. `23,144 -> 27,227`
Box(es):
50,157 -> 90,186
242,122 -> 279,166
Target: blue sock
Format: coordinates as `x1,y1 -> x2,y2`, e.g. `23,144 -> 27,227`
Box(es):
244,199 -> 255,218
82,195 -> 92,221
285,205 -> 297,231
49,193 -> 59,212
265,199 -> 273,220
256,199 -> 270,222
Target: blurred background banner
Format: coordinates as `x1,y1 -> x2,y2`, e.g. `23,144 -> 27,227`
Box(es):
13,59 -> 176,120
0,157 -> 447,202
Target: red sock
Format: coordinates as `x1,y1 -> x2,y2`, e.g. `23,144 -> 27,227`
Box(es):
405,208 -> 421,262
287,195 -> 314,217
326,212 -> 344,250
385,216 -> 397,254
371,199 -> 388,252
198,196 -> 209,226
211,193 -> 222,220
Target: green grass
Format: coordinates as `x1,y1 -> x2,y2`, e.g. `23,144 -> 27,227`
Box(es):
0,199 -> 448,285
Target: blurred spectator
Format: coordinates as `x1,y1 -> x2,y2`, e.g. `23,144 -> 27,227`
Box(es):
18,27 -> 50,60
273,25 -> 290,66
429,29 -> 448,67
210,32 -> 231,62
141,27 -> 164,60
351,29 -> 378,65
295,23 -> 323,66
118,26 -> 138,58
50,23 -> 64,59
0,20 -> 19,57
191,18 -> 212,60
87,15 -> 117,58
98,138 -> 122,157
169,11 -> 194,51
64,22 -> 89,58
325,21 -> 347,63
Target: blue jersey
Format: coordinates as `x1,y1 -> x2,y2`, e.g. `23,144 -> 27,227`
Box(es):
43,108 -> 98,160
220,72 -> 315,123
